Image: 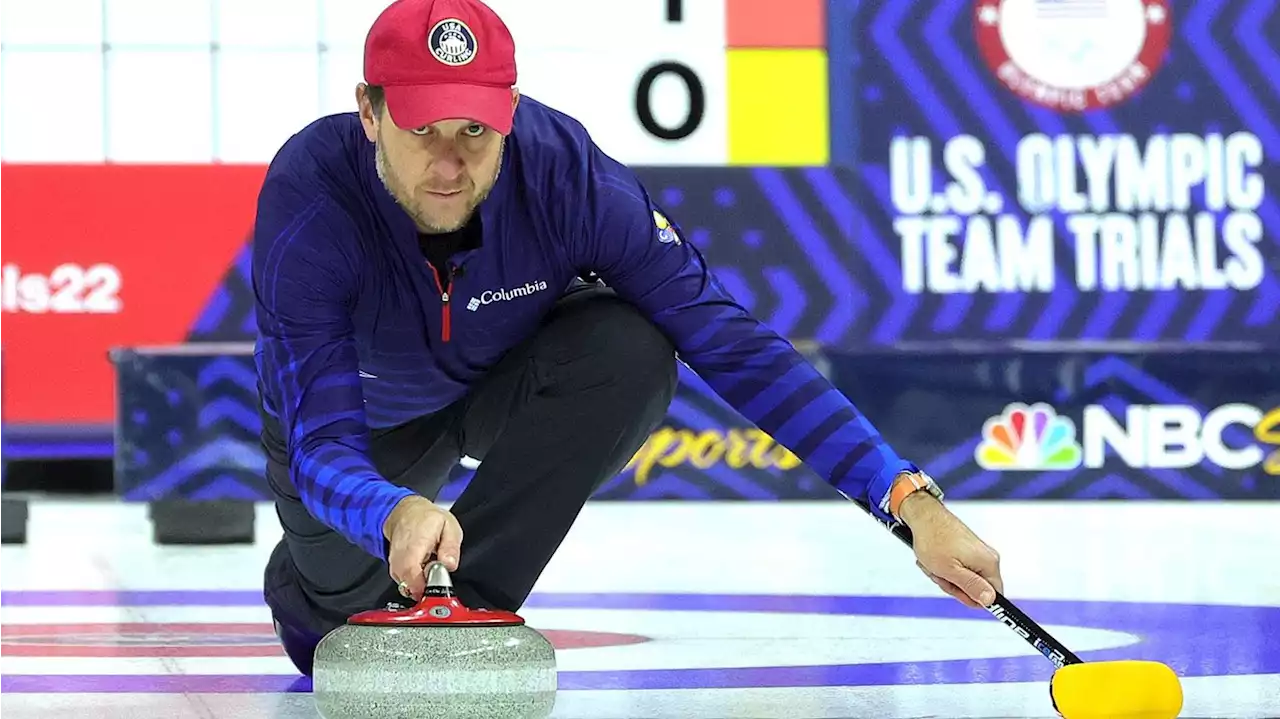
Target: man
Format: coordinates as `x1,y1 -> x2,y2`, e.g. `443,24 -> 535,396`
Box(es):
253,0 -> 1004,676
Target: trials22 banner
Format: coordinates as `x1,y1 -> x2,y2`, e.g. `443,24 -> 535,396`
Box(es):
850,0 -> 1280,343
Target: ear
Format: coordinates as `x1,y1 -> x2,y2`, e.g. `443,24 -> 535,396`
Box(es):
356,83 -> 379,142
511,86 -> 521,112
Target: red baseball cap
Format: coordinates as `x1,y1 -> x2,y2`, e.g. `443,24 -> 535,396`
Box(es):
364,0 -> 518,135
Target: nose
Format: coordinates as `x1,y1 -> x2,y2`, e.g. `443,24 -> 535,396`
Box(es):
428,154 -> 465,186
429,139 -> 466,169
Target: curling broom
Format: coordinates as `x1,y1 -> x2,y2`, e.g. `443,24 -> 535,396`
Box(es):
851,496 -> 1184,719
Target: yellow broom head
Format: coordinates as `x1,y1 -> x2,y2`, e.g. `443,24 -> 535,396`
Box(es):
1051,660 -> 1183,719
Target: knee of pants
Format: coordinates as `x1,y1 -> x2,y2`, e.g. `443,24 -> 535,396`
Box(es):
274,616 -> 320,677
574,298 -> 679,418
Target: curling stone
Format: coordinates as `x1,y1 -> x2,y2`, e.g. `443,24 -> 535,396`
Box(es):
312,561 -> 557,719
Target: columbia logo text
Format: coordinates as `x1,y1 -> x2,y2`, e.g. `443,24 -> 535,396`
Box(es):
467,280 -> 549,311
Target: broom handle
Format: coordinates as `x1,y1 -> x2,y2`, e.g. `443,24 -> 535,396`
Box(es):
851,497 -> 1084,669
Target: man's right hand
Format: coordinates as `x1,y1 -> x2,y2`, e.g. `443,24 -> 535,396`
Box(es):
382,495 -> 463,602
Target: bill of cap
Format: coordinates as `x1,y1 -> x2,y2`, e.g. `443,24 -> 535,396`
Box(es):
382,83 -> 515,135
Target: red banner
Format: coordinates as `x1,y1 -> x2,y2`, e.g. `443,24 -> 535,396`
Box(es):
1,164 -> 268,423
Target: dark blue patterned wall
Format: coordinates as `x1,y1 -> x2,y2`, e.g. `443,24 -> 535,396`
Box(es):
111,347 -> 838,502
113,346 -> 1280,502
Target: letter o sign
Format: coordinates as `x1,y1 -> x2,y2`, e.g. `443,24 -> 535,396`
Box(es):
634,61 -> 705,141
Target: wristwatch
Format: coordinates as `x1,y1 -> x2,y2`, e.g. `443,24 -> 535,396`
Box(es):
887,470 -> 944,521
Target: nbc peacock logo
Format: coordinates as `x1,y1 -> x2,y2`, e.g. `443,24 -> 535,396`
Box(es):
975,403 -> 1082,470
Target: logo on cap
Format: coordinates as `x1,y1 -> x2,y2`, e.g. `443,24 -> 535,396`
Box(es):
428,18 -> 477,66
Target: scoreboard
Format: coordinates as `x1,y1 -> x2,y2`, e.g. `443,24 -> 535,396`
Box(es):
485,0 -> 830,166
0,0 -> 834,167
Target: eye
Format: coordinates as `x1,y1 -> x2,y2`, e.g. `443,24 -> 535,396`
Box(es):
410,126 -> 431,136
463,124 -> 486,137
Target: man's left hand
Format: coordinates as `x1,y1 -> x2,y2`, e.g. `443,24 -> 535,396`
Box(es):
897,491 -> 1003,609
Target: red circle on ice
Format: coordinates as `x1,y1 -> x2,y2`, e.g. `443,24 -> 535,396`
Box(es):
0,623 -> 651,658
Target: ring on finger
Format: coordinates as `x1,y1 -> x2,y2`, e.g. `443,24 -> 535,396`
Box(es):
398,580 -> 411,597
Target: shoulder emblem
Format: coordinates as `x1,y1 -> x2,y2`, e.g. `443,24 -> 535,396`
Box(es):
653,210 -> 682,245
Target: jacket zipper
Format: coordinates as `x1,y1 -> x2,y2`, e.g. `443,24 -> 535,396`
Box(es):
426,261 -> 455,343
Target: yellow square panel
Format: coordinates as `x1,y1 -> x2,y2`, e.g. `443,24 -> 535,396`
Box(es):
726,49 -> 828,166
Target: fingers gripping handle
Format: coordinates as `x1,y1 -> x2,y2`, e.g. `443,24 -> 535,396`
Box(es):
849,497 -> 1083,669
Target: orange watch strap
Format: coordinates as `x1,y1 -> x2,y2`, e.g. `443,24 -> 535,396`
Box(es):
888,472 -> 929,519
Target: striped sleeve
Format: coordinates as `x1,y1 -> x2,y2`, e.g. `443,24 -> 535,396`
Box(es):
252,179 -> 414,558
566,147 -> 916,522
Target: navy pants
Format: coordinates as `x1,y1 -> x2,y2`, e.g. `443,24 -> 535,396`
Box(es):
260,289 -> 677,675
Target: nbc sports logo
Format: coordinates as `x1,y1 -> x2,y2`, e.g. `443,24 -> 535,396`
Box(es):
975,403 -> 1082,470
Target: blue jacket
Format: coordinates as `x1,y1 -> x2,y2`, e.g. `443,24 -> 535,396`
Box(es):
252,97 -> 918,560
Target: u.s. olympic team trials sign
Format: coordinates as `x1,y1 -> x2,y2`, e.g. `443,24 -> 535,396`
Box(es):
850,0 -> 1279,344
